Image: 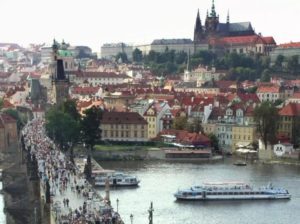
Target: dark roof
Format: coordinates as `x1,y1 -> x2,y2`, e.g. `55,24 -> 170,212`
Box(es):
229,22 -> 253,32
151,39 -> 193,45
101,111 -> 147,125
216,22 -> 254,36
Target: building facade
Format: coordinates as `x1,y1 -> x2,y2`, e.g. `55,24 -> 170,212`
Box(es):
101,111 -> 148,142
101,43 -> 133,60
137,39 -> 195,55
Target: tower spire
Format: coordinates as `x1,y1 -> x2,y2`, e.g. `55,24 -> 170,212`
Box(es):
211,0 -> 217,17
195,9 -> 202,31
194,9 -> 203,43
227,10 -> 230,23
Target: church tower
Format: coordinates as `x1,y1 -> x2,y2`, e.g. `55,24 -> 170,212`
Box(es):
193,9 -> 203,44
51,39 -> 70,105
205,0 -> 219,35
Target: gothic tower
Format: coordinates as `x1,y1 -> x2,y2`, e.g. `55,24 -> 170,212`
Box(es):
205,0 -> 219,35
51,39 -> 69,105
193,9 -> 203,44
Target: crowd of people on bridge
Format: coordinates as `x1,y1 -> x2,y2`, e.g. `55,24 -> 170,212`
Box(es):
21,117 -> 123,224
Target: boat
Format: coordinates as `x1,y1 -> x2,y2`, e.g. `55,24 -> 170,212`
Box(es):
233,161 -> 247,166
174,182 -> 291,200
94,172 -> 140,187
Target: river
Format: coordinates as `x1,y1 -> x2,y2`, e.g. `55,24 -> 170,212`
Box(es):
0,182 -> 5,224
97,159 -> 300,224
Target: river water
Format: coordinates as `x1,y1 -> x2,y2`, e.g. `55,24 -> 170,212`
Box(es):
97,159 -> 300,224
0,182 -> 5,224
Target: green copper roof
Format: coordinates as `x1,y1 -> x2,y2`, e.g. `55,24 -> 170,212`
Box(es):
58,49 -> 73,57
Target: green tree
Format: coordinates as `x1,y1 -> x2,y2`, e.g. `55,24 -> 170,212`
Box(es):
208,133 -> 219,151
254,102 -> 279,150
116,52 -> 128,63
81,106 -> 102,150
172,116 -> 188,130
132,48 -> 143,63
45,107 -> 80,152
275,54 -> 285,71
260,69 -> 271,82
292,116 -> 300,147
0,98 -> 3,110
185,118 -> 203,133
287,55 -> 299,75
60,99 -> 81,121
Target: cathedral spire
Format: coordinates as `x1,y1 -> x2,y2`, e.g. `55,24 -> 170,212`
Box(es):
210,0 -> 217,17
227,10 -> 230,23
195,9 -> 202,32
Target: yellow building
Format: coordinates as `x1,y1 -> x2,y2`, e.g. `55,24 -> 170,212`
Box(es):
144,107 -> 157,139
232,125 -> 256,151
101,111 -> 148,142
203,123 -> 217,135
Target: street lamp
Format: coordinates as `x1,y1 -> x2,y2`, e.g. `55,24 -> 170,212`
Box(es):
116,198 -> 119,213
130,214 -> 133,224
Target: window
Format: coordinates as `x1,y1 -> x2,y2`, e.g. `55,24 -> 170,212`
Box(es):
104,130 -> 107,137
111,124 -> 113,129
134,131 -> 137,138
110,131 -> 114,137
126,131 -> 129,138
115,131 -> 119,137
141,131 -> 144,138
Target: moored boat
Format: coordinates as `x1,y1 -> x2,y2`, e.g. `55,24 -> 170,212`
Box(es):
94,172 -> 140,187
233,161 -> 247,166
174,182 -> 291,200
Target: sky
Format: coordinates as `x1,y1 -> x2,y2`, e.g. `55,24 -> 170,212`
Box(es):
1,0 -> 300,52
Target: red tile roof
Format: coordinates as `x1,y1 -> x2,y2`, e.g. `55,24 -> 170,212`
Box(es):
278,42 -> 300,48
2,99 -> 14,109
74,71 -> 128,79
101,111 -> 147,125
72,86 -> 100,95
220,35 -> 263,45
237,93 -> 260,103
159,129 -> 211,146
261,36 -> 276,45
0,113 -> 16,124
279,103 -> 300,116
257,85 -> 280,93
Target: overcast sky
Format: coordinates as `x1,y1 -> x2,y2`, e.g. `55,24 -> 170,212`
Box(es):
1,0 -> 300,52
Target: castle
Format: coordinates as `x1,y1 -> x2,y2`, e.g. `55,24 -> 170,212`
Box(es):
193,0 -> 276,55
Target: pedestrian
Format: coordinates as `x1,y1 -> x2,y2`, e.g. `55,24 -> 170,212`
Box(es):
63,198 -> 66,207
66,198 -> 69,207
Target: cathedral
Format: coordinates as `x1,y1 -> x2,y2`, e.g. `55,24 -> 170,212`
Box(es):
194,0 -> 255,43
193,0 -> 276,55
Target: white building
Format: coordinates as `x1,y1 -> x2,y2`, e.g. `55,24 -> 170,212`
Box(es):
183,66 -> 226,86
101,43 -> 133,60
70,71 -> 130,86
256,85 -> 283,103
136,39 -> 195,55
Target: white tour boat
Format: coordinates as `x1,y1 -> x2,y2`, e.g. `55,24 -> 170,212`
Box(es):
174,182 -> 291,200
94,172 -> 140,187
